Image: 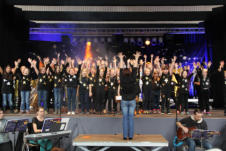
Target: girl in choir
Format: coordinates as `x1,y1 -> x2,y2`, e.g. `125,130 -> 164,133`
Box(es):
31,58 -> 51,114
92,59 -> 107,114
64,58 -> 82,115
0,60 -> 19,113
174,63 -> 196,115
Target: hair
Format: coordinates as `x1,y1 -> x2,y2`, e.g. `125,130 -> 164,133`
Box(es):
37,106 -> 44,112
193,109 -> 202,115
0,108 -> 3,112
122,68 -> 131,76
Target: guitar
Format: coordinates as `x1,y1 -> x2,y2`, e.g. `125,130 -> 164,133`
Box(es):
177,126 -> 220,140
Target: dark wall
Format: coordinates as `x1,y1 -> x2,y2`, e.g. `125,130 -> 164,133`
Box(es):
0,0 -> 29,68
205,6 -> 226,108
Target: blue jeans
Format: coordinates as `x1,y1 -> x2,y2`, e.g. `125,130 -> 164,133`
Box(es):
151,91 -> 160,110
2,93 -> 13,108
79,92 -> 89,112
37,90 -> 48,110
121,100 -> 136,138
67,87 -> 76,112
20,91 -> 30,111
53,88 -> 62,111
185,138 -> 212,151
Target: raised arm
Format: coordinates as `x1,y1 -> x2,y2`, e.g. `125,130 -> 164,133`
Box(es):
169,56 -> 177,75
31,60 -> 39,75
133,51 -> 140,68
0,66 -> 3,75
12,59 -> 21,74
118,52 -> 124,69
76,57 -> 82,77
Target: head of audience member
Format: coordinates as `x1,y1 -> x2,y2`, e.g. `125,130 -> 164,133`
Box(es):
193,109 -> 203,121
36,107 -> 45,118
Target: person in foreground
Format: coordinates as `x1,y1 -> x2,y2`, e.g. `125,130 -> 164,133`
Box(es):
0,108 -> 12,150
118,52 -> 140,140
176,109 -> 213,151
31,107 -> 52,151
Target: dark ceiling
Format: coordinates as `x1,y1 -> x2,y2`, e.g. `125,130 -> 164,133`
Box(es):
5,0 -> 225,35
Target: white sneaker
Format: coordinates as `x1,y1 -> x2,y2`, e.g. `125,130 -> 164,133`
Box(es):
67,112 -> 71,115
72,112 -> 75,115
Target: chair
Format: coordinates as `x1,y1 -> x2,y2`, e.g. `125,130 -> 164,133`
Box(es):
22,123 -> 40,151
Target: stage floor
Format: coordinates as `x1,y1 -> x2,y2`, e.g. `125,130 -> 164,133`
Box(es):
4,109 -> 226,119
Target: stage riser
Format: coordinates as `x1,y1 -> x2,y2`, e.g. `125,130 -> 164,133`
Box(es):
6,117 -> 226,151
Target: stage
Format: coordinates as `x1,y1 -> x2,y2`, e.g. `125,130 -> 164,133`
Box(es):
5,110 -> 226,151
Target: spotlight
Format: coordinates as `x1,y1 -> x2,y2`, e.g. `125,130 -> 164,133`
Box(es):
107,37 -> 112,43
94,38 -> 98,43
86,41 -> 91,46
145,39 -> 151,46
152,37 -> 157,43
130,38 -> 135,43
158,37 -> 163,43
124,38 -> 129,43
100,37 -> 105,43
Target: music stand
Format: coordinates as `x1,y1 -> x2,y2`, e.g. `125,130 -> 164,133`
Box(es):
41,118 -> 62,133
4,119 -> 29,151
41,118 -> 69,148
41,118 -> 69,133
191,129 -> 216,150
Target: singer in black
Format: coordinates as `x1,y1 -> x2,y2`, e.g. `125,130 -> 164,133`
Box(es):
92,60 -> 107,114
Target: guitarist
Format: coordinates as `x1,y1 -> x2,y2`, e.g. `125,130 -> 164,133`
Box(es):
176,109 -> 213,151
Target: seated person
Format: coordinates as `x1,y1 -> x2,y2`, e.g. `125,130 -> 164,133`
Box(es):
0,109 -> 12,151
30,107 -> 52,151
176,109 -> 213,151
0,108 -> 12,151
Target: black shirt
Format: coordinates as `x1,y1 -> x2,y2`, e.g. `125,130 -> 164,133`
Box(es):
52,73 -> 63,88
180,116 -> 208,130
120,68 -> 137,101
142,75 -> 152,90
37,73 -> 49,90
160,73 -> 172,92
32,117 -> 44,133
1,73 -> 14,93
79,77 -> 90,93
106,76 -> 118,92
64,65 -> 81,88
94,66 -> 107,88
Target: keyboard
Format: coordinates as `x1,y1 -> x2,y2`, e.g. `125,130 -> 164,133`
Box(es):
25,130 -> 71,141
